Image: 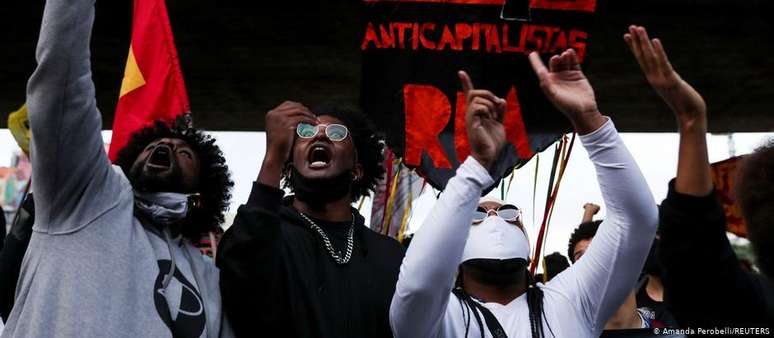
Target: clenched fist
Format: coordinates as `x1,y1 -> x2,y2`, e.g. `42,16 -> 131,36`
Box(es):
258,101 -> 317,187
264,101 -> 317,163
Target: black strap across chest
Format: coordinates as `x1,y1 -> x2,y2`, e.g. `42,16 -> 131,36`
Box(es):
453,289 -> 508,338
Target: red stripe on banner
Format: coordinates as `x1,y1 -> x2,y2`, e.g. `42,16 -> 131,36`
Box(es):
363,0 -> 596,12
503,87 -> 533,158
531,0 -> 595,12
403,85 -> 453,168
364,0 -> 504,4
453,91 -> 471,162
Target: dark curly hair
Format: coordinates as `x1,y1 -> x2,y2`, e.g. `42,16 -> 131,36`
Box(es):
282,102 -> 385,202
735,140 -> 774,279
114,116 -> 233,241
543,252 -> 570,280
567,220 -> 602,263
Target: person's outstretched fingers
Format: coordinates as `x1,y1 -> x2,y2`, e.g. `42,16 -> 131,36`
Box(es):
558,50 -> 574,71
637,27 -> 658,69
627,26 -> 648,70
458,70 -> 474,94
549,54 -> 562,73
652,38 -> 674,73
529,52 -> 549,79
561,49 -> 581,71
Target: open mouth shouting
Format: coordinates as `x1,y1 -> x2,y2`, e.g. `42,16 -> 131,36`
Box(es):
307,143 -> 333,169
146,144 -> 174,171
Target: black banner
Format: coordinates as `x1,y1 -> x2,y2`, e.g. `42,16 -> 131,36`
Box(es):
361,0 -> 598,190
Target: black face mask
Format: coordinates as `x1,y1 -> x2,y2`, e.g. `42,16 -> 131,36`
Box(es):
643,238 -> 661,277
462,258 -> 528,288
290,166 -> 352,208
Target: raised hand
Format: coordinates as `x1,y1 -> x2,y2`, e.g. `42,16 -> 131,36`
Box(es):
583,203 -> 601,215
624,25 -> 706,131
259,101 -> 317,187
582,202 -> 601,223
459,70 -> 507,171
264,101 -> 317,162
529,49 -> 606,135
624,26 -> 712,196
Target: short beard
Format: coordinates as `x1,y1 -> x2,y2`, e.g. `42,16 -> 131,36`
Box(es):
289,166 -> 353,209
128,163 -> 185,193
462,258 -> 528,288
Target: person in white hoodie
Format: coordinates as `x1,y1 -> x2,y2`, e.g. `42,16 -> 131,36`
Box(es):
389,48 -> 658,338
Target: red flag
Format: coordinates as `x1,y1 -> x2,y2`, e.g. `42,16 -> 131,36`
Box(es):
108,0 -> 190,161
710,156 -> 747,237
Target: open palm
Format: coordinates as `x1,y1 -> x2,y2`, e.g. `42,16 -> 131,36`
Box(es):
530,49 -> 598,119
624,25 -> 706,126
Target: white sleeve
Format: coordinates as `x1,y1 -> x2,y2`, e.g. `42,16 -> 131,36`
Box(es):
389,157 -> 494,338
547,118 -> 658,335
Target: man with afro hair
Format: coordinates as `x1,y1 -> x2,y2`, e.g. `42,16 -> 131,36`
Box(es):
217,101 -> 405,338
1,0 -> 233,337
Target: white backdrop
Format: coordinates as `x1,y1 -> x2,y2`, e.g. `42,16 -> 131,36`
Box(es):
0,129 -> 770,259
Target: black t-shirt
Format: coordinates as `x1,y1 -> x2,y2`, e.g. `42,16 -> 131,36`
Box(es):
636,277 -> 677,328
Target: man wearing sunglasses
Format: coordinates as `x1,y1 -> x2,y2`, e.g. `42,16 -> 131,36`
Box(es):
218,102 -> 405,338
390,49 -> 658,338
474,197 -> 523,225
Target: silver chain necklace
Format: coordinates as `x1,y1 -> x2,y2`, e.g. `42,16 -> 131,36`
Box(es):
298,212 -> 355,265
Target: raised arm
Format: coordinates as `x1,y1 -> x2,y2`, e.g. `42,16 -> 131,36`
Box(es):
625,26 -> 770,327
623,25 -> 711,196
581,203 -> 600,223
389,71 -> 502,338
529,49 -> 658,334
217,101 -> 315,335
28,0 -> 118,231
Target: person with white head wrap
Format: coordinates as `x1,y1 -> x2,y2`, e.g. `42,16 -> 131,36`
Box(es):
461,210 -> 530,263
389,50 -> 658,338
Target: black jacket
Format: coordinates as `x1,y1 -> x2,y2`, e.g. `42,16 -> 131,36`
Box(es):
658,180 -> 774,329
0,208 -> 5,251
217,182 -> 405,338
0,194 -> 34,321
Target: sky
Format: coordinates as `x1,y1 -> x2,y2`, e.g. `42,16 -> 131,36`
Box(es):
1,129 -> 771,262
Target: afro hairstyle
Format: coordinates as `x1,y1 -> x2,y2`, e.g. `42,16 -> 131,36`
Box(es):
735,139 -> 774,278
282,102 -> 385,202
114,116 -> 233,241
567,220 -> 603,263
543,252 -> 570,280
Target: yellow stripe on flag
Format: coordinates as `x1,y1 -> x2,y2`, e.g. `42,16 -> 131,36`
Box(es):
119,46 -> 146,98
8,103 -> 31,156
